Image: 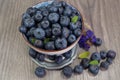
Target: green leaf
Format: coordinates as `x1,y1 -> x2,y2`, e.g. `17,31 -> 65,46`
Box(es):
44,38 -> 51,44
78,51 -> 90,59
89,60 -> 99,65
71,16 -> 78,23
30,38 -> 36,44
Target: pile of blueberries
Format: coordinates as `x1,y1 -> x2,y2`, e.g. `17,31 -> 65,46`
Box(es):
19,1 -> 82,50
33,50 -> 116,78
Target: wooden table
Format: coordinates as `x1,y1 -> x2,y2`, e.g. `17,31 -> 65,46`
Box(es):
0,0 -> 120,80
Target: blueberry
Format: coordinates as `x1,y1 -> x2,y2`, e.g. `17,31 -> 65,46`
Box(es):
37,23 -> 41,28
55,38 -> 67,50
68,34 -> 76,44
19,26 -> 27,34
94,38 -> 102,46
80,58 -> 90,69
69,22 -> 78,30
45,28 -> 52,37
88,65 -> 99,76
29,48 -> 37,58
34,40 -> 43,48
34,12 -> 43,22
45,41 -> 55,50
90,52 -> 101,61
60,16 -> 70,27
107,50 -> 116,59
35,67 -> 46,78
48,55 -> 56,60
55,56 -> 63,64
106,58 -> 113,65
58,7 -> 64,14
36,53 -> 45,62
42,9 -> 49,17
62,27 -> 70,38
52,23 -> 61,29
29,37 -> 36,44
52,1 -> 62,7
74,65 -> 83,74
48,13 -> 59,23
63,50 -> 72,59
74,28 -> 81,37
41,20 -> 50,29
26,7 -> 36,16
61,1 -> 67,7
100,61 -> 110,70
52,27 -> 61,36
49,6 -> 58,12
26,27 -> 35,36
100,50 -> 107,59
64,7 -> 72,16
33,28 -> 45,39
62,66 -> 73,78
22,13 -> 31,20
23,18 -> 35,28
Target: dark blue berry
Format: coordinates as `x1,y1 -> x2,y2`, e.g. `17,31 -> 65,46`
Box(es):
45,41 -> 55,50
74,28 -> 81,37
48,13 -> 59,23
55,38 -> 67,50
106,58 -> 113,65
80,58 -> 90,69
107,50 -> 116,59
34,40 -> 43,48
34,12 -> 43,22
37,53 -> 45,62
68,34 -> 76,44
88,65 -> 99,76
22,13 -> 31,20
41,20 -> 50,29
58,7 -> 64,14
69,22 -> 78,30
33,28 -> 45,39
42,9 -> 49,17
29,48 -> 37,58
49,6 -> 58,12
90,52 -> 101,61
64,7 -> 72,16
52,23 -> 61,29
55,56 -> 63,64
26,27 -> 35,36
23,18 -> 35,28
19,26 -> 27,34
94,38 -> 102,46
52,1 -> 62,8
100,50 -> 107,59
100,61 -> 110,70
62,66 -> 73,78
60,16 -> 70,27
48,55 -> 56,60
35,67 -> 46,78
62,27 -> 70,38
74,65 -> 83,74
61,1 -> 67,7
52,27 -> 61,36
26,7 -> 36,16
45,28 -> 52,37
63,50 -> 72,59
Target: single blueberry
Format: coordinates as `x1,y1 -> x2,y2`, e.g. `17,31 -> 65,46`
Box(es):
74,65 -> 83,74
52,27 -> 61,36
60,16 -> 70,27
100,61 -> 110,70
19,26 -> 27,34
94,38 -> 102,46
62,66 -> 73,78
80,58 -> 90,69
68,34 -> 76,44
74,28 -> 81,37
29,48 -> 37,58
100,50 -> 107,59
88,65 -> 99,76
63,50 -> 72,59
62,27 -> 70,38
33,28 -> 45,39
55,56 -> 63,64
45,41 -> 55,50
90,52 -> 101,61
48,13 -> 59,23
34,40 -> 43,48
45,28 -> 52,37
35,67 -> 46,78
41,20 -> 50,29
23,18 -> 35,28
36,53 -> 45,62
107,50 -> 116,59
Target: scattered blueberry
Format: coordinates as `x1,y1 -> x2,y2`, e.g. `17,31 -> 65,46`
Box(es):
37,53 -> 45,62
62,66 -> 73,78
88,65 -> 99,76
55,56 -> 63,64
35,67 -> 46,78
107,50 -> 116,59
74,65 -> 83,74
94,38 -> 102,46
90,52 -> 101,61
100,61 -> 110,70
63,50 -> 72,59
106,58 -> 113,65
80,58 -> 90,69
100,50 -> 107,59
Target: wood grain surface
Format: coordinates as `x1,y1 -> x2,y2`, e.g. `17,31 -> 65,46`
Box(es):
0,0 -> 120,80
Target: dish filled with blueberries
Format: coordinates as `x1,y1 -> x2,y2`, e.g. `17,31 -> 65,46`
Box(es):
19,0 -> 116,79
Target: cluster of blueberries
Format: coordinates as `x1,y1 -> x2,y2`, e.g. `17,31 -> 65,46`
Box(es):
33,49 -> 116,78
19,1 -> 82,50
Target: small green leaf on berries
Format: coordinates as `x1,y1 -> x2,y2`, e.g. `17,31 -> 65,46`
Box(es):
89,60 -> 99,65
71,16 -> 78,23
44,38 -> 51,44
31,38 -> 36,44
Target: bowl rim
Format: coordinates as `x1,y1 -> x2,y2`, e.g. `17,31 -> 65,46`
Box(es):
20,1 -> 85,54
